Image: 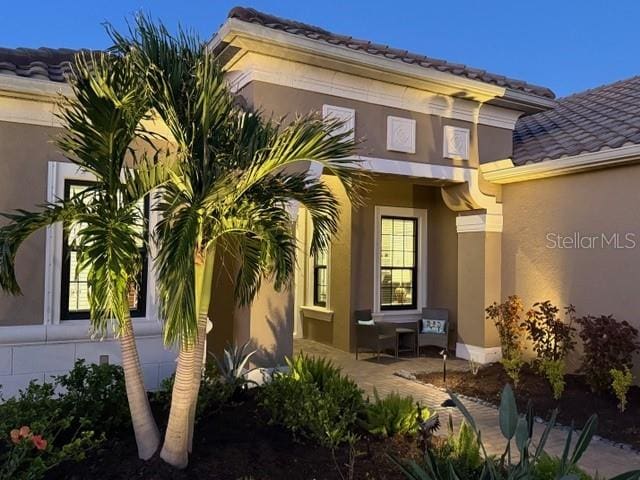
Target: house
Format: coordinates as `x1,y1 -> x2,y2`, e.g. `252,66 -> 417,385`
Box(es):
2,8 -> 640,396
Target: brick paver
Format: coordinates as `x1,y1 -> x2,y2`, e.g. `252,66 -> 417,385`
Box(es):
294,339 -> 640,478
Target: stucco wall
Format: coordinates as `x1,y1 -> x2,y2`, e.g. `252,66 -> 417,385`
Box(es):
240,81 -> 513,167
501,164 -> 640,373
0,121 -> 66,327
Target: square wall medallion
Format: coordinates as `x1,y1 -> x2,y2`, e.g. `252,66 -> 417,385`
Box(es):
443,125 -> 470,160
322,105 -> 356,141
386,116 -> 416,153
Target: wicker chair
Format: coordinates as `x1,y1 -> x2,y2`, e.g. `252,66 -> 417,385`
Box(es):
417,308 -> 450,355
354,309 -> 397,360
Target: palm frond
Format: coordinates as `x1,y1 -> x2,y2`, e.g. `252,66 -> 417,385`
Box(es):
73,203 -> 145,336
56,51 -> 150,192
0,200 -> 82,294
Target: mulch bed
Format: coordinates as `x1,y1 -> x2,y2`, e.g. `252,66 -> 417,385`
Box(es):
416,363 -> 640,450
49,391 -> 420,480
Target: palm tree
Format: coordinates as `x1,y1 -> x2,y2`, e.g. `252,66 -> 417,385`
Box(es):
0,52 -> 168,459
110,17 -> 363,468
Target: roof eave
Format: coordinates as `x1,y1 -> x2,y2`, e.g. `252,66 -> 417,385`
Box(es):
481,143 -> 640,184
0,73 -> 72,101
211,18 -> 554,111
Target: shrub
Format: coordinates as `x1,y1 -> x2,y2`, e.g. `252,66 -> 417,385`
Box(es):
522,301 -> 576,362
487,296 -> 525,386
55,359 -> 129,436
500,356 -> 525,387
576,314 -> 640,392
0,382 -> 100,480
154,361 -> 233,420
432,418 -> 483,479
539,359 -> 566,400
260,353 -> 364,448
521,301 -> 576,399
362,389 -> 431,437
486,295 -> 524,360
532,454 -> 591,480
610,367 -> 633,413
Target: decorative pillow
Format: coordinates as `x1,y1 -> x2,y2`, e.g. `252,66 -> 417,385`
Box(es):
358,319 -> 375,326
421,318 -> 446,334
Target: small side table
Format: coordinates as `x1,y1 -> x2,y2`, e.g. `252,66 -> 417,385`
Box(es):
395,326 -> 417,357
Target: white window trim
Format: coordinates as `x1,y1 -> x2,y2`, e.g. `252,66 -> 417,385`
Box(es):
304,214 -> 331,310
43,161 -> 159,327
373,205 -> 427,316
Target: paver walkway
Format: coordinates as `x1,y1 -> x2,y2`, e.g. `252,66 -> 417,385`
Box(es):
294,339 -> 640,478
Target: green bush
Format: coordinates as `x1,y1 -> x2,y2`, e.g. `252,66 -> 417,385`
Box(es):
260,353 -> 364,448
610,367 -> 633,413
539,358 -> 566,400
0,381 -> 100,480
362,389 -> 431,437
500,356 -> 525,387
55,359 -> 129,436
154,361 -> 234,420
432,419 -> 484,479
532,454 -> 591,480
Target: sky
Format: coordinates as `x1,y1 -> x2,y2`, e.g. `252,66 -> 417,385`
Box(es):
1,0 -> 639,98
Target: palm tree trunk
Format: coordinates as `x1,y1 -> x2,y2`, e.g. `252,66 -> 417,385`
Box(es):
160,247 -> 215,467
119,315 -> 161,460
159,342 -> 195,468
187,310 -> 209,453
187,249 -> 215,453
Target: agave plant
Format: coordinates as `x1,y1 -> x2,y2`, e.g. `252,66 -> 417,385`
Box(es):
391,384 -> 640,480
214,341 -> 259,389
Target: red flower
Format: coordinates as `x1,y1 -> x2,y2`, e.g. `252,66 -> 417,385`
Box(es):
10,429 -> 20,444
31,435 -> 47,451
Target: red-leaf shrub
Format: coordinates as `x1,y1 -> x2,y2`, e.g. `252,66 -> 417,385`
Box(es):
576,314 -> 640,392
522,301 -> 577,362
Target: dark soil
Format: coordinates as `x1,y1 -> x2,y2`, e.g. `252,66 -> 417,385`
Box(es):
416,363 -> 640,450
49,391 -> 421,480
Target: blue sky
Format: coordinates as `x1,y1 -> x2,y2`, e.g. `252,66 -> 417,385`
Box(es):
1,1 -> 638,97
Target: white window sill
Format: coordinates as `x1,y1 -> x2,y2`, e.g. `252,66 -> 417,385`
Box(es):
0,318 -> 162,346
373,310 -> 422,317
300,305 -> 334,322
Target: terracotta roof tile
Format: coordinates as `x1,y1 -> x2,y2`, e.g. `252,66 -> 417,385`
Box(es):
0,47 -> 81,82
227,7 -> 555,100
513,76 -> 640,165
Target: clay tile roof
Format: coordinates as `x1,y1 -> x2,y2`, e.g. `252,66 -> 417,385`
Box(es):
227,7 -> 555,100
0,47 -> 83,82
513,76 -> 640,165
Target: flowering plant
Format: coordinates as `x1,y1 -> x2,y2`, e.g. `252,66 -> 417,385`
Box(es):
9,426 -> 48,451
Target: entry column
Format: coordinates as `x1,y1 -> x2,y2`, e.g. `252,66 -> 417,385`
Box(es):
455,213 -> 502,364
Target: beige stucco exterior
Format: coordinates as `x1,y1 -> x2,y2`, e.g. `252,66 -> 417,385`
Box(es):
240,81 -> 513,168
501,163 -> 640,374
0,120 -> 65,327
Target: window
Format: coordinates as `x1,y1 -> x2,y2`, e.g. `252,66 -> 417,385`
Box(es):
380,216 -> 417,310
312,247 -> 329,307
60,180 -> 148,320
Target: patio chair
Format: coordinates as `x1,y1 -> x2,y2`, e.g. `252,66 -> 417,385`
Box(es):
417,308 -> 450,355
354,309 -> 397,360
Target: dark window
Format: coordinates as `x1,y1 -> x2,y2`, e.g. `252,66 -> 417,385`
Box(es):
380,216 -> 417,310
313,248 -> 328,307
60,180 -> 148,320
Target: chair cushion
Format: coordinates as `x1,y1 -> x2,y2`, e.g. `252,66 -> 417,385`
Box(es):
421,318 -> 446,334
358,319 -> 375,326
